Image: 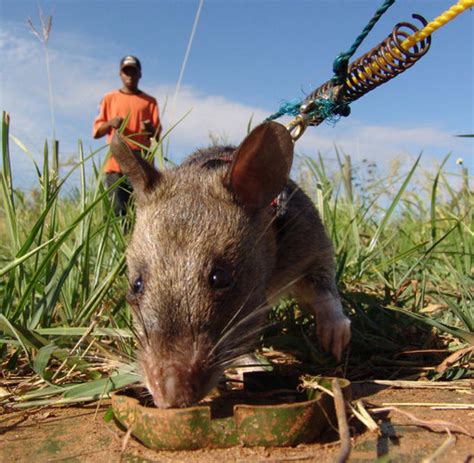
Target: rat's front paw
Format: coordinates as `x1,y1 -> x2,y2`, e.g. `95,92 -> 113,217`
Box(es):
316,298 -> 351,361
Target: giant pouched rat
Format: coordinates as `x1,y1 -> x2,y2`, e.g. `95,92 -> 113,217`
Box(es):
111,121 -> 351,408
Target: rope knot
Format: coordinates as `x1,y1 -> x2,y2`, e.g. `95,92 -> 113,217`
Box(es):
332,54 -> 350,84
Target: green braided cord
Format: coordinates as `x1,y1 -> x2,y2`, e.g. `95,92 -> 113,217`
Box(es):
266,96 -> 344,125
332,0 -> 396,82
266,99 -> 302,121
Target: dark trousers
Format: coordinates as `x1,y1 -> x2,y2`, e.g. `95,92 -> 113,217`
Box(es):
104,172 -> 133,217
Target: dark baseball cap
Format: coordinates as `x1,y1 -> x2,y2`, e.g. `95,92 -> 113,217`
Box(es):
120,55 -> 141,71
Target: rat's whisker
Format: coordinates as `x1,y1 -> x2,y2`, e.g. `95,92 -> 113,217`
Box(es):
211,301 -> 273,354
212,281 -> 260,353
216,271 -> 308,348
210,319 -> 279,367
131,303 -> 151,348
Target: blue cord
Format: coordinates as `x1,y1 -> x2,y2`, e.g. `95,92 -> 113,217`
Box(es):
333,0 -> 395,83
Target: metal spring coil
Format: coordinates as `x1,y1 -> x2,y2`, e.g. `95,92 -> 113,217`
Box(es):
344,14 -> 431,103
301,14 -> 431,124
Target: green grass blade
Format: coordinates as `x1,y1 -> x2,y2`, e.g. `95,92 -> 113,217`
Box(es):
33,342 -> 58,377
367,153 -> 421,253
430,153 -> 451,241
386,305 -> 474,345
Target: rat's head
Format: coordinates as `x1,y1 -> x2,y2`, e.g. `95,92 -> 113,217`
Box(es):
111,122 -> 293,408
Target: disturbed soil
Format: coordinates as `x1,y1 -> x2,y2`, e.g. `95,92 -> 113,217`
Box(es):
1,384 -> 473,462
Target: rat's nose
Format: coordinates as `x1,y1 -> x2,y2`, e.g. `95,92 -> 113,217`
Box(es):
163,374 -> 177,400
139,340 -> 211,408
159,364 -> 200,408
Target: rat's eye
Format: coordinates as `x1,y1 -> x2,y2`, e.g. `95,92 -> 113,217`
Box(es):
209,267 -> 233,290
132,275 -> 144,294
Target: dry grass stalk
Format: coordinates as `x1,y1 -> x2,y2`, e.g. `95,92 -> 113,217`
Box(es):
370,406 -> 472,436
350,400 -> 379,432
380,402 -> 474,409
27,7 -> 55,141
435,346 -> 474,374
421,429 -> 456,463
333,378 -> 352,463
52,305 -> 107,381
358,379 -> 472,390
120,426 -> 133,454
299,376 -> 334,396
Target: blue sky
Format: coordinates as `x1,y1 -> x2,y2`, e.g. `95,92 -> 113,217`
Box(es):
0,0 -> 472,189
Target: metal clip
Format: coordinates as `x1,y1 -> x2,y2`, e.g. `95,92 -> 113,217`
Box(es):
286,115 -> 309,141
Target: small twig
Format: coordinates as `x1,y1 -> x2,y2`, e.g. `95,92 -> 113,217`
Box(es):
52,306 -> 105,381
370,406 -> 472,436
333,378 -> 351,463
355,379 -> 472,390
27,7 -> 55,141
397,348 -> 450,355
342,344 -> 350,378
252,454 -> 315,461
299,376 -> 334,397
121,426 -> 133,453
421,429 -> 456,463
380,402 -> 474,409
430,405 -> 474,410
435,346 -> 474,374
80,337 -> 97,360
350,400 -> 379,432
94,378 -> 113,421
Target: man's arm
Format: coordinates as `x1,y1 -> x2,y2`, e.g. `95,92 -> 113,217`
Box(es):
93,117 -> 124,139
92,95 -> 124,139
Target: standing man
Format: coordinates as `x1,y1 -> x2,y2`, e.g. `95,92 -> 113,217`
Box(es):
93,55 -> 161,216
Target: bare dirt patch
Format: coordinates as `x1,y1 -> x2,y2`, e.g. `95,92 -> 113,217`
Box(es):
1,385 -> 473,462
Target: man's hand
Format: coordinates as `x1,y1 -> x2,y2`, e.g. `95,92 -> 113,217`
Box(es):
141,119 -> 154,135
93,116 -> 124,139
110,116 -> 124,129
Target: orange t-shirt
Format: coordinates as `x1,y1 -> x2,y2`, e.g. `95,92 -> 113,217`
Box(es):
93,90 -> 160,173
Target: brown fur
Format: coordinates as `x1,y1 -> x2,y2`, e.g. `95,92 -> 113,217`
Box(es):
111,122 -> 350,408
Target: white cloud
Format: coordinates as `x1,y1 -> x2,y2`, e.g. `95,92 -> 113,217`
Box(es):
152,84 -> 268,157
294,121 -> 471,167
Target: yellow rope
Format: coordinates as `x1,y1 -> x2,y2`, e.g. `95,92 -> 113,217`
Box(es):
348,0 -> 473,89
401,0 -> 474,49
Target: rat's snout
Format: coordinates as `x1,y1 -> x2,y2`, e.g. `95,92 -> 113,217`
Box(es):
139,344 -> 212,408
159,363 -> 202,408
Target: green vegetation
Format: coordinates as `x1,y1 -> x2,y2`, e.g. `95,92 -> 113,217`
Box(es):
0,111 -> 472,408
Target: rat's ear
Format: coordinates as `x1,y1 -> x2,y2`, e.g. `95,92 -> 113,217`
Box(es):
110,133 -> 161,198
227,121 -> 293,213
